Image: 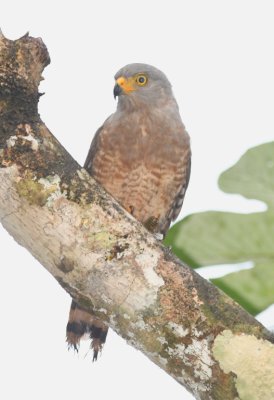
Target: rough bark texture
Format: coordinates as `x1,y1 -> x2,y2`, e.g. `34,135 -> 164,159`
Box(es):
0,32 -> 274,400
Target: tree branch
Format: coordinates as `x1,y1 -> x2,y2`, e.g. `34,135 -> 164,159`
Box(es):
0,32 -> 273,400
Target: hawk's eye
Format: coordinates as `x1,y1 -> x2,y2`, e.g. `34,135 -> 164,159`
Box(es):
136,75 -> 147,86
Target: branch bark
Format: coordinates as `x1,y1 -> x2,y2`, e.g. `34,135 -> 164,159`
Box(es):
0,32 -> 273,400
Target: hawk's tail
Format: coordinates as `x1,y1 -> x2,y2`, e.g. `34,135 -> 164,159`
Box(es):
66,300 -> 108,361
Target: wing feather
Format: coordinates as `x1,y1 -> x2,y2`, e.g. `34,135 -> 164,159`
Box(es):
160,148 -> 191,236
84,126 -> 104,173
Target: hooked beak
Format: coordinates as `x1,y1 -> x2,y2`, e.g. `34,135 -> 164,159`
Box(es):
113,83 -> 123,99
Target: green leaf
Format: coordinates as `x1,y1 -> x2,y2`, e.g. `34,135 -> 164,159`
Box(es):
164,142 -> 274,315
213,262 -> 274,315
219,142 -> 274,209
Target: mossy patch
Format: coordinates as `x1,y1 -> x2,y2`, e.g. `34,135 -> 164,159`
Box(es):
87,231 -> 117,252
15,178 -> 54,206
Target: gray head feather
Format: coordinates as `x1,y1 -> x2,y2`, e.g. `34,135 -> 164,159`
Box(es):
115,63 -> 170,85
114,63 -> 175,111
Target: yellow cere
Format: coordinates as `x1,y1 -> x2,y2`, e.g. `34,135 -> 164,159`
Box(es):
116,74 -> 148,94
116,76 -> 136,93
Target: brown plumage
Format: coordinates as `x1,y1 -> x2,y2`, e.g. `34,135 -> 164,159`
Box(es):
66,63 -> 191,360
66,301 -> 108,361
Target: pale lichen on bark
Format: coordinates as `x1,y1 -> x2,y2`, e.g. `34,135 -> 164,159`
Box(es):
0,31 -> 274,400
213,330 -> 274,400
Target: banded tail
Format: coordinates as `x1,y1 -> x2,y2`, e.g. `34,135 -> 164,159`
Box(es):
66,300 -> 108,361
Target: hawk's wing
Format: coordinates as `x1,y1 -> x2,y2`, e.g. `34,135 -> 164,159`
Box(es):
84,114 -> 114,172
160,147 -> 191,236
84,126 -> 103,173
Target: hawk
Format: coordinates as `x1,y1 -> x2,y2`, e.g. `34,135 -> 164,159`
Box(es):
66,63 -> 191,360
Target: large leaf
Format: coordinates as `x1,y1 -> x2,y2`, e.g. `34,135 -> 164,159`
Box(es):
219,142 -> 274,209
165,142 -> 274,315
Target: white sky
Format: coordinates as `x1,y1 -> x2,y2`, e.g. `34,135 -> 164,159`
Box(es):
1,1 -> 274,400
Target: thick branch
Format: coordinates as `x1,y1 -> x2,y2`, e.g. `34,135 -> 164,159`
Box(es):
0,32 -> 273,400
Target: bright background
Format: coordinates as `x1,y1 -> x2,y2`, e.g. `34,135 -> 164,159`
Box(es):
1,1 -> 274,399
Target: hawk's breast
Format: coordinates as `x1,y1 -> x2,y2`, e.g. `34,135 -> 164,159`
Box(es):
91,113 -> 190,232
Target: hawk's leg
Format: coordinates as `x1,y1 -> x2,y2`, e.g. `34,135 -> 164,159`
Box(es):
143,215 -> 164,241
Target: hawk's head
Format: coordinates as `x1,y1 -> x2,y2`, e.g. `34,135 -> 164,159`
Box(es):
113,63 -> 173,106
